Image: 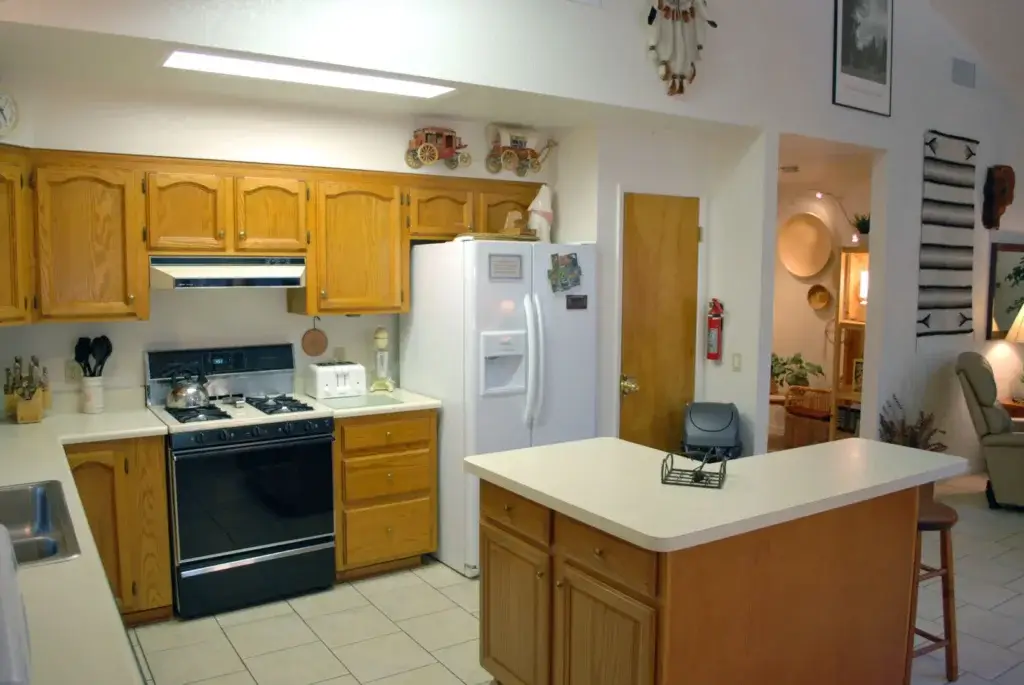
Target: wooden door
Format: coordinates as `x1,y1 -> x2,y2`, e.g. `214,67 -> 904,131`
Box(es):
619,194 -> 700,450
128,437 -> 173,612
0,163 -> 28,323
477,187 -> 537,234
235,177 -> 308,252
36,167 -> 147,320
66,441 -> 136,611
316,180 -> 404,312
480,521 -> 551,685
408,186 -> 474,238
552,562 -> 656,685
145,171 -> 231,251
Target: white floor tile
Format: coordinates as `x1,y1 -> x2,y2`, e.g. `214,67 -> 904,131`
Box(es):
439,582 -> 480,614
955,575 -> 1020,610
1000,661 -> 1024,684
432,639 -> 491,685
216,601 -> 295,628
911,656 -> 980,685
367,583 -> 458,621
223,614 -> 318,658
137,617 -> 224,654
351,570 -> 426,596
190,673 -> 257,685
288,584 -> 369,619
130,635 -> 153,681
996,595 -> 1024,619
364,663 -> 463,685
312,678 -> 358,685
306,604 -> 402,648
334,632 -> 435,682
145,635 -> 246,685
916,585 -> 965,622
414,562 -> 471,589
933,631 -> 1024,681
399,608 -> 479,651
957,605 -> 1024,648
956,556 -> 1024,586
244,641 -> 348,685
955,531 -> 1012,561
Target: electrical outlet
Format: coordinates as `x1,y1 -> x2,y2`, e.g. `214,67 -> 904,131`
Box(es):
731,354 -> 742,372
65,358 -> 82,382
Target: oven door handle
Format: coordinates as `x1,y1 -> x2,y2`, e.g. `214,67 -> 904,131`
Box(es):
172,434 -> 334,460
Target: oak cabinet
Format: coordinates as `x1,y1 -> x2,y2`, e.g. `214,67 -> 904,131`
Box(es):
0,160 -> 31,324
552,561 -> 656,685
235,176 -> 309,253
145,171 -> 231,252
35,166 -> 148,320
477,186 -> 537,234
407,186 -> 474,239
480,521 -> 551,685
65,437 -> 172,617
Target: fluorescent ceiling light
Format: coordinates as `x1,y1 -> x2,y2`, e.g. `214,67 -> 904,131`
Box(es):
163,51 -> 454,98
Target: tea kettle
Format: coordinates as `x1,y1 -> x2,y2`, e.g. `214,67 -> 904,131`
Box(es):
166,370 -> 210,409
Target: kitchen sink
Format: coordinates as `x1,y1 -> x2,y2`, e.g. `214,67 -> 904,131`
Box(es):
0,480 -> 80,566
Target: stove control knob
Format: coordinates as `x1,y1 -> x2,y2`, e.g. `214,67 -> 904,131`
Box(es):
304,422 -> 313,433
218,429 -> 229,441
195,433 -> 205,445
252,425 -> 262,438
283,423 -> 294,435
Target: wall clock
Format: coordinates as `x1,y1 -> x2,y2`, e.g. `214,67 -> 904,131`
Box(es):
0,91 -> 18,138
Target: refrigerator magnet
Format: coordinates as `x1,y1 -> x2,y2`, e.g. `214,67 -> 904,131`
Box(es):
548,252 -> 582,293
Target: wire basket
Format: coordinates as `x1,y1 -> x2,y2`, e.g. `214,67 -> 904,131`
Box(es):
661,451 -> 727,489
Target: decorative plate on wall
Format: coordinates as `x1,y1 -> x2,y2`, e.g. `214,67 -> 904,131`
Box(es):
807,284 -> 832,311
778,213 -> 833,278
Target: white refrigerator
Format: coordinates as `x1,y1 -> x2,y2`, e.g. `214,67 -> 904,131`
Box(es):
400,238 -> 597,577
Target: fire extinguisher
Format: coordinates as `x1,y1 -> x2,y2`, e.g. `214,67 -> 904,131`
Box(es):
706,298 -> 724,362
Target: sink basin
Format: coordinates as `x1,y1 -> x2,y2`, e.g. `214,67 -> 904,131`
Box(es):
0,480 -> 80,566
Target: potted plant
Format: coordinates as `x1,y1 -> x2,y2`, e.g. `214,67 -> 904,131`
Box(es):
771,353 -> 825,394
878,396 -> 947,452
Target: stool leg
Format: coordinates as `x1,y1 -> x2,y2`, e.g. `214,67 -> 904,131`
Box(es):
940,528 -> 959,682
905,531 -> 923,685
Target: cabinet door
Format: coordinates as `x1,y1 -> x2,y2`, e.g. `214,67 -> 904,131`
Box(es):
36,167 -> 147,320
235,177 -> 308,252
481,521 -> 551,685
129,437 -> 173,612
145,171 -> 231,251
0,163 -> 29,323
408,186 -> 473,239
553,562 -> 656,685
477,187 -> 537,234
66,441 -> 137,612
316,180 -> 404,312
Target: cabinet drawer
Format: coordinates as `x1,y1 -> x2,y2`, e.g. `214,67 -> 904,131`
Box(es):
341,415 -> 432,451
481,481 -> 551,546
343,449 -> 431,502
554,514 -> 658,598
344,497 -> 433,567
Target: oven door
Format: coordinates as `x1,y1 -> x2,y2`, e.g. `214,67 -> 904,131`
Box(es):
170,434 -> 334,564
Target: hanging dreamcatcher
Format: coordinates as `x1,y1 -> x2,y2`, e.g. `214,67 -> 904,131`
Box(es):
646,0 -> 718,96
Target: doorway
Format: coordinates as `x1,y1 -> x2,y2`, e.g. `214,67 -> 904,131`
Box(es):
618,193 -> 700,451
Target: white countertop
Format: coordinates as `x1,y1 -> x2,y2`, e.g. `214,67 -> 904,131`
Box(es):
464,437 -> 969,552
0,389 -> 440,685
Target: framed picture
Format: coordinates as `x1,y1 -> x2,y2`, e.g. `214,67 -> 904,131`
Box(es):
853,358 -> 865,392
832,0 -> 893,117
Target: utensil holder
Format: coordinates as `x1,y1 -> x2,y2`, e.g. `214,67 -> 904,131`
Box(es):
4,393 -> 16,419
81,377 -> 104,414
15,392 -> 43,424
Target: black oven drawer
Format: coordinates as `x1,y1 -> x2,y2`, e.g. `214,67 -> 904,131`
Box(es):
171,434 -> 334,563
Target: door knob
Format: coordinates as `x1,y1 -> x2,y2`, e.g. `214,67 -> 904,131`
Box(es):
620,375 -> 639,396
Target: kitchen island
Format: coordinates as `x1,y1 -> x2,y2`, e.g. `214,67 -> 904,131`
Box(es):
464,437 -> 967,685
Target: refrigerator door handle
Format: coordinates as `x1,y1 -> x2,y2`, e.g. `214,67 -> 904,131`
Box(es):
532,292 -> 545,423
523,293 -> 538,427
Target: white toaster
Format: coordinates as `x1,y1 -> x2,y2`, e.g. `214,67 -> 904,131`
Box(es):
305,362 -> 367,400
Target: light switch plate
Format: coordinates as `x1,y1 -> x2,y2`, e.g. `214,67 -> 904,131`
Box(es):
731,354 -> 742,372
65,359 -> 82,382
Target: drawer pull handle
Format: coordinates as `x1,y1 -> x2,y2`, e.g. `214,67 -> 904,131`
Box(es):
387,526 -> 393,534
556,580 -> 564,588
387,472 -> 394,480
386,431 -> 392,439
536,570 -> 545,579
503,504 -> 513,513
593,548 -> 604,558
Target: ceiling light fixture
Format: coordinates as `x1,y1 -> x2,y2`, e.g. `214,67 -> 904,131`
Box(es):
163,51 -> 455,98
815,191 -> 823,199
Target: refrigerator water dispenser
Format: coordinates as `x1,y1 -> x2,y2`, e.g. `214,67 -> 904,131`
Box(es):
480,330 -> 527,396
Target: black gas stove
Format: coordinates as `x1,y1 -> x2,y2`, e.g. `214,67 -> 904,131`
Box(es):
165,405 -> 232,423
245,394 -> 316,415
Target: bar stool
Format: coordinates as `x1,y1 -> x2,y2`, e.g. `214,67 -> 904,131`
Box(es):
906,499 -> 959,683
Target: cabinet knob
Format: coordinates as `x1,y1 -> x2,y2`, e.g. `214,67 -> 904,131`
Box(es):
593,547 -> 604,558
386,431 -> 392,439
536,570 -> 544,579
386,526 -> 393,534
320,290 -> 327,300
239,229 -> 246,240
503,504 -> 513,513
387,472 -> 394,480
217,229 -> 225,239
131,581 -> 137,596
555,580 -> 564,588
128,294 -> 135,304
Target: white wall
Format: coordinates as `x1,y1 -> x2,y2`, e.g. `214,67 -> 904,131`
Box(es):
551,126 -> 598,245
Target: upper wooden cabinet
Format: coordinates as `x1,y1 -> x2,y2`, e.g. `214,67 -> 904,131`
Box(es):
35,166 -> 148,321
145,171 -> 231,252
314,180 -> 405,313
407,186 -> 474,239
235,176 -> 309,253
0,161 -> 31,324
478,186 -> 538,234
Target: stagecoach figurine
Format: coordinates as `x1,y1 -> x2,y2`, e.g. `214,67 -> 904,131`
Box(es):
646,0 -> 718,96
484,124 -> 556,177
405,127 -> 472,170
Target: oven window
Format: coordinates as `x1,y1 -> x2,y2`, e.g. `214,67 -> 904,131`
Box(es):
173,437 -> 334,562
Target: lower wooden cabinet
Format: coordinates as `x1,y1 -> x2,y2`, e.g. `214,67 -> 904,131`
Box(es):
480,521 -> 551,685
334,410 -> 438,574
65,436 -> 172,618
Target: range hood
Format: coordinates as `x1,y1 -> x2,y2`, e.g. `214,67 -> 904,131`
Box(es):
150,256 -> 306,290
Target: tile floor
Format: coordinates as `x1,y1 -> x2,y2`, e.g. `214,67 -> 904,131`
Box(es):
129,560 -> 485,685
127,474 -> 1024,685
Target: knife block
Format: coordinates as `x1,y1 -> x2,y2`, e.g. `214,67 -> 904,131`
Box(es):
3,393 -> 14,420
15,393 -> 43,424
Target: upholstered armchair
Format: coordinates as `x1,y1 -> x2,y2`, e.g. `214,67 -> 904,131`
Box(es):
956,351 -> 1024,508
